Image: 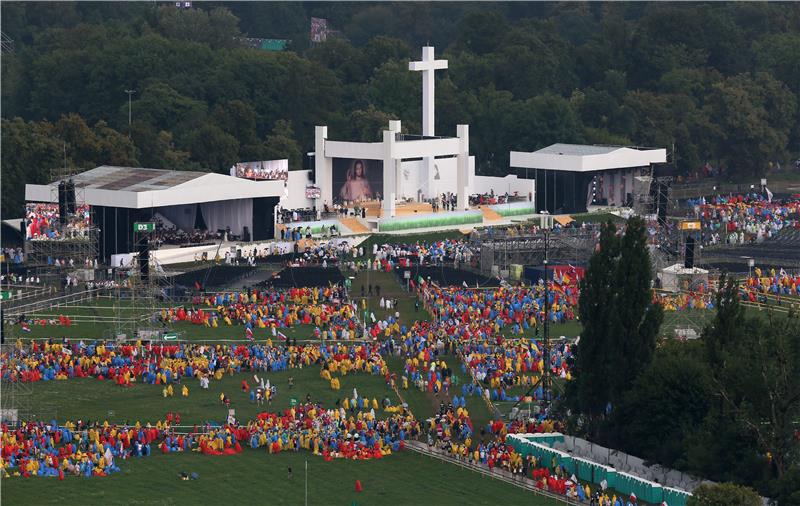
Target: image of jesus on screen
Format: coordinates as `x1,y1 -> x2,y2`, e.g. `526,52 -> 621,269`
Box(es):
338,159 -> 373,201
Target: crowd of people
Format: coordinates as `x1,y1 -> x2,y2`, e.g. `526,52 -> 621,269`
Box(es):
368,238 -> 477,268
1,273 -> 41,286
0,337 -> 391,388
744,267 -> 800,297
166,287 -> 357,335
1,273 -> 640,506
1,247 -> 24,264
0,401 -> 416,479
654,291 -> 714,311
276,207 -> 322,224
279,224 -> 340,242
152,228 -> 226,249
688,193 -> 800,246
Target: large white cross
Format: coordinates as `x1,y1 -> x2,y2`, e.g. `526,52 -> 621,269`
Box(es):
409,46 -> 447,136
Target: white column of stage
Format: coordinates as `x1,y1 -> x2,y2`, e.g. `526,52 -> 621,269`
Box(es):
314,126 -> 332,212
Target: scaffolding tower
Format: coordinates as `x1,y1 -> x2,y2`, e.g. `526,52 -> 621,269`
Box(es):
25,165 -> 100,285
477,229 -> 597,276
109,230 -> 174,342
0,344 -> 33,423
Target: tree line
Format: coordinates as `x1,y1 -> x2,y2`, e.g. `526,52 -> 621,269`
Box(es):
2,2 -> 799,218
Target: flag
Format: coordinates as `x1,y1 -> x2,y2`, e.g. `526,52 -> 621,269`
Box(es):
765,187 -> 773,203
21,322 -> 31,333
245,327 -> 253,341
277,331 -> 287,341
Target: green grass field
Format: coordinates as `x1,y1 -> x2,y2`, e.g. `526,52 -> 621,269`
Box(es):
20,365 -> 396,426
2,449 -> 560,506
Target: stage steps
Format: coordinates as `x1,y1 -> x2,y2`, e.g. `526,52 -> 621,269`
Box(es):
339,217 -> 370,234
480,206 -> 502,222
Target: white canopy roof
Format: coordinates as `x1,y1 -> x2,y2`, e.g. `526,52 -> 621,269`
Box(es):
26,166 -> 286,209
661,264 -> 709,275
510,143 -> 667,173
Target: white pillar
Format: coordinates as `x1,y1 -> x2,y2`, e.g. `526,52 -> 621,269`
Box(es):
456,124 -> 470,211
382,129 -> 396,218
314,126 -> 331,212
422,52 -> 435,137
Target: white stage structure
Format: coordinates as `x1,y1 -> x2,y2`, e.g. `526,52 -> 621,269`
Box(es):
314,47 -> 474,218
25,165 -> 296,260
510,144 -> 667,214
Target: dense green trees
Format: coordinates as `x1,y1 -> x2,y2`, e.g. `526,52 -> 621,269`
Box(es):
582,276 -> 800,505
2,2 -> 799,218
687,483 -> 762,506
573,217 -> 663,435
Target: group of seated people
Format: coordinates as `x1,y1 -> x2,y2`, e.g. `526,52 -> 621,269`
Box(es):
469,190 -> 522,207
150,224 -> 228,248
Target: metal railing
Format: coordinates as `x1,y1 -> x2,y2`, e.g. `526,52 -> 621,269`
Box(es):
3,288 -> 112,317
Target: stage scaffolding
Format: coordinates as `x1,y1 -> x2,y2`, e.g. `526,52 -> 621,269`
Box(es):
633,169 -> 676,226
476,229 -> 597,276
109,232 -> 176,342
0,349 -> 33,423
25,166 -> 100,281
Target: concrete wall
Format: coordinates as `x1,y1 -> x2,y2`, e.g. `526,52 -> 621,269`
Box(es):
282,170 -> 314,209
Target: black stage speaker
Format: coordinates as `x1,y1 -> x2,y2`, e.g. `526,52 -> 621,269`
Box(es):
242,226 -> 251,242
684,235 -> 696,269
58,181 -> 67,225
138,239 -> 150,282
65,179 -> 76,215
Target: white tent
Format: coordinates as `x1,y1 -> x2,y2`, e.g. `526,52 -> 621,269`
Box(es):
660,264 -> 709,293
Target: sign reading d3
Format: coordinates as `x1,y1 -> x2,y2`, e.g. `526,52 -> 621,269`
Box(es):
134,222 -> 155,233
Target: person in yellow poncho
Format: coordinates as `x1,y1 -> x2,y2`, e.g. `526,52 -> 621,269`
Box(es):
182,385 -> 189,397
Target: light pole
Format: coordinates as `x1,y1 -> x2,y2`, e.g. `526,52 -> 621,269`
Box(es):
125,89 -> 136,137
542,230 -> 550,416
125,89 -> 136,161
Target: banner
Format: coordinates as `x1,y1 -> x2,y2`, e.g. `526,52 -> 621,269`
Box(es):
332,158 -> 383,203
305,186 -> 321,199
231,160 -> 288,181
310,17 -> 328,43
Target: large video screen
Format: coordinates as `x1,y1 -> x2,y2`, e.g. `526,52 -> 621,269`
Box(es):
332,158 -> 383,203
24,203 -> 91,240
231,159 -> 289,181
